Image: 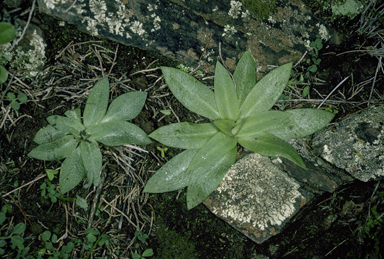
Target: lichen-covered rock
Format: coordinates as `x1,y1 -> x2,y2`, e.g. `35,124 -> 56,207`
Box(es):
0,19 -> 47,79
312,106 -> 384,182
204,153 -> 313,244
37,0 -> 340,72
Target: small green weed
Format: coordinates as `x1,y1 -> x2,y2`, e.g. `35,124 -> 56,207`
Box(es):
40,178 -> 61,204
0,205 -> 28,257
132,230 -> 154,259
36,230 -> 74,259
305,38 -> 323,78
3,92 -> 28,110
83,228 -> 110,252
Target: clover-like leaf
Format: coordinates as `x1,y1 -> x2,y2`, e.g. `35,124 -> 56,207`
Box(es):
149,122 -> 218,149
28,135 -> 78,161
161,66 -> 220,120
267,108 -> 335,140
238,132 -> 306,169
214,61 -> 239,120
187,132 -> 237,171
59,147 -> 86,194
83,77 -> 109,128
17,93 -> 28,103
239,63 -> 292,118
187,146 -> 237,210
143,149 -> 199,193
10,101 -> 20,110
233,49 -> 257,106
87,121 -> 151,146
101,91 -> 147,123
80,140 -> 102,186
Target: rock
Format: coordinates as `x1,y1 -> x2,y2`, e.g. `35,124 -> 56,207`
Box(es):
204,106 -> 384,243
37,0 -> 340,72
0,19 -> 47,79
312,106 -> 384,182
204,152 -> 314,244
4,0 -> 24,8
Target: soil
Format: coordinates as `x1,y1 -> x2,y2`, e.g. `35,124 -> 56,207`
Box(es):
1,1 -> 384,259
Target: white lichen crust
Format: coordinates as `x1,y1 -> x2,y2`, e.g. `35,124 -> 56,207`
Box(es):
0,24 -> 46,79
42,0 -> 151,38
212,153 -> 303,231
312,106 -> 384,182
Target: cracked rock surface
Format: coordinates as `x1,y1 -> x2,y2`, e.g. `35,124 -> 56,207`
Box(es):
37,0 -> 339,72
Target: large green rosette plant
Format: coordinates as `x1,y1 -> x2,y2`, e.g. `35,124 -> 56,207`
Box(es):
28,77 -> 151,193
143,50 -> 335,210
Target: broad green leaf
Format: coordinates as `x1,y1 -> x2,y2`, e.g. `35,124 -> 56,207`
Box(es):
235,111 -> 290,137
149,122 -> 218,149
101,91 -> 147,123
83,77 -> 109,128
12,222 -> 26,234
161,66 -> 220,120
143,149 -> 199,193
239,63 -> 292,118
0,65 -> 8,84
213,119 -> 236,136
33,125 -> 66,144
55,116 -> 85,138
233,49 -> 257,106
59,147 -> 86,194
238,132 -> 306,169
87,121 -> 151,146
65,108 -> 82,123
214,61 -> 239,120
47,115 -> 61,126
28,135 -> 78,161
267,108 -> 335,140
187,146 -> 237,210
80,140 -> 102,186
187,132 -> 237,171
0,22 -> 16,44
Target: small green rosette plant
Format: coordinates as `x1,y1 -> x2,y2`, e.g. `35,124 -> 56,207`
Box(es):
144,49 -> 335,209
28,78 -> 151,193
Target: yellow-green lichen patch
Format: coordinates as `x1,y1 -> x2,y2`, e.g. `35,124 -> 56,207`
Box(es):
205,153 -> 308,243
241,0 -> 277,20
312,106 -> 384,182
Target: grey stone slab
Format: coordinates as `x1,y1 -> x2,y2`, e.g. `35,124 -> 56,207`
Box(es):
312,105 -> 384,182
36,0 -> 340,72
204,153 -> 314,244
